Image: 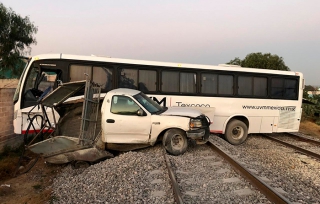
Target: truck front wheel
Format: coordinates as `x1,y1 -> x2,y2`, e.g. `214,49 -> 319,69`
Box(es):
163,129 -> 188,156
225,119 -> 248,145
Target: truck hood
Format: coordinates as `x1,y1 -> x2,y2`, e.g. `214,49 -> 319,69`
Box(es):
160,107 -> 202,118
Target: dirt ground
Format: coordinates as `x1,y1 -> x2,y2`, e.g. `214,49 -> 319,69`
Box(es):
1,120 -> 320,204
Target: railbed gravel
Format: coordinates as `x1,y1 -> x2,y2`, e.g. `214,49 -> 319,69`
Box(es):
268,133 -> 320,155
210,134 -> 320,203
50,133 -> 320,203
168,140 -> 270,203
50,144 -> 174,204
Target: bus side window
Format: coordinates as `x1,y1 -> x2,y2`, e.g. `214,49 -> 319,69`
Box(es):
253,77 -> 267,97
180,72 -> 196,93
218,75 -> 233,95
119,68 -> 138,89
93,66 -> 113,92
284,79 -> 297,99
238,76 -> 252,96
271,78 -> 284,98
162,71 -> 179,92
138,70 -> 157,92
201,73 -> 217,94
70,65 -> 91,81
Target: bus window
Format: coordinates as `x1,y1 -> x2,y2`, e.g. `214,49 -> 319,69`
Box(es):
201,73 -> 217,94
162,71 -> 196,93
271,78 -> 284,98
238,76 -> 252,96
238,76 -> 267,97
219,75 -> 233,95
162,71 -> 179,92
180,72 -> 196,93
38,71 -> 57,92
22,67 -> 59,108
119,68 -> 138,89
70,65 -> 91,81
284,79 -> 297,99
93,66 -> 113,92
24,65 -> 38,93
253,77 -> 267,97
138,70 -> 156,92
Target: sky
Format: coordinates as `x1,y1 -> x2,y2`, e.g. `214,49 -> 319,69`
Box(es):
2,0 -> 320,85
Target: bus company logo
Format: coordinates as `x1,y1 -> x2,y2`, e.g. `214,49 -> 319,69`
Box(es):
151,97 -> 167,107
242,105 -> 296,111
176,102 -> 210,107
150,97 -> 210,108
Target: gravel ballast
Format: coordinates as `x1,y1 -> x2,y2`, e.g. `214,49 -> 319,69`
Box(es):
51,145 -> 174,204
210,134 -> 320,203
50,133 -> 320,203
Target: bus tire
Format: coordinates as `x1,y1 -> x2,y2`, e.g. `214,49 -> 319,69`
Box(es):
162,129 -> 188,156
225,119 -> 248,145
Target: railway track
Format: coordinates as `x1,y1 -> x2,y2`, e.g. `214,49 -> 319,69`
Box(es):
163,140 -> 287,203
262,133 -> 320,161
51,134 -> 320,203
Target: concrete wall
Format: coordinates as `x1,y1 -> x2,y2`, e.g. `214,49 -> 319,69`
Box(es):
0,79 -> 22,152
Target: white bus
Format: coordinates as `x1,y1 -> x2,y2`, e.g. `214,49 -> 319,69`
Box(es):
13,54 -> 304,145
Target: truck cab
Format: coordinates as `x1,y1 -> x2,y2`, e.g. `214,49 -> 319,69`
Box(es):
101,88 -> 211,155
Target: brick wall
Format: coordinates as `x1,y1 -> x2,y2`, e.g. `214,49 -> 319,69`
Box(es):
0,79 -> 22,152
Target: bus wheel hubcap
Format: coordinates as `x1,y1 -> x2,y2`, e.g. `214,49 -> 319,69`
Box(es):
232,127 -> 243,139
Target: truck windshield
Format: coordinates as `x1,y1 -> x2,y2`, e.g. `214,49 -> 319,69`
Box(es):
133,92 -> 163,114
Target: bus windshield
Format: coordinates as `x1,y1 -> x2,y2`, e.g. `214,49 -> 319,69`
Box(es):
13,59 -> 30,103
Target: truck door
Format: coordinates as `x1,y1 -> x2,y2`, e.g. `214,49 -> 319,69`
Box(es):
103,95 -> 151,144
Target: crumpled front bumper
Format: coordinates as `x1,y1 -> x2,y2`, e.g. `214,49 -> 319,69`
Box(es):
186,127 -> 210,144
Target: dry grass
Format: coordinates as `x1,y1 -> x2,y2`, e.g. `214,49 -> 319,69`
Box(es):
299,119 -> 320,139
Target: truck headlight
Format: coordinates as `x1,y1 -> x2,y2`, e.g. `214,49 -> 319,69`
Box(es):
190,119 -> 202,128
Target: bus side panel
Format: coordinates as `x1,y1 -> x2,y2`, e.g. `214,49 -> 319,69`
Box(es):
13,111 -> 22,134
277,108 -> 301,132
210,116 -> 228,134
260,117 -> 274,133
247,117 -> 262,133
272,117 -> 278,132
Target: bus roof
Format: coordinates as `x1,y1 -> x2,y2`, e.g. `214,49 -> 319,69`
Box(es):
32,53 -> 302,77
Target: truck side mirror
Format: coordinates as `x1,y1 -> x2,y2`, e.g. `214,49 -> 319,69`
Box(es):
137,109 -> 146,116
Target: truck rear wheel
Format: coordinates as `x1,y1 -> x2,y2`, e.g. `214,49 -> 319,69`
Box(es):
225,119 -> 248,145
162,129 -> 188,156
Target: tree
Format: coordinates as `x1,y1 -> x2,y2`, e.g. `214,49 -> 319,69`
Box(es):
0,3 -> 37,77
305,85 -> 316,92
227,52 -> 290,71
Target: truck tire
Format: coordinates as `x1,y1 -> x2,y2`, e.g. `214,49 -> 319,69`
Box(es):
162,129 -> 188,156
225,119 -> 248,145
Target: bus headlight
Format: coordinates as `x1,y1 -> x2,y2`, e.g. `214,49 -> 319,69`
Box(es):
190,119 -> 202,128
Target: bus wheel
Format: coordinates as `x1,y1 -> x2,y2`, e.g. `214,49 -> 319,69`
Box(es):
225,120 -> 248,145
162,129 -> 188,156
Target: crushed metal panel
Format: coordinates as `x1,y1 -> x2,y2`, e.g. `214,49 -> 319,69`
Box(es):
28,136 -> 86,157
41,80 -> 86,107
45,147 -> 114,164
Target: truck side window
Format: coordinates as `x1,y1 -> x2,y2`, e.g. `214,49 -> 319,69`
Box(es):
111,96 -> 140,115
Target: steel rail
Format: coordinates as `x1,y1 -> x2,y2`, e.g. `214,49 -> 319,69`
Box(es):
284,132 -> 320,146
163,149 -> 184,204
207,141 -> 291,204
262,134 -> 320,161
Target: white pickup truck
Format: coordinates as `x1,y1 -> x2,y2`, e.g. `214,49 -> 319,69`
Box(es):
28,82 -> 211,165
101,88 -> 210,155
